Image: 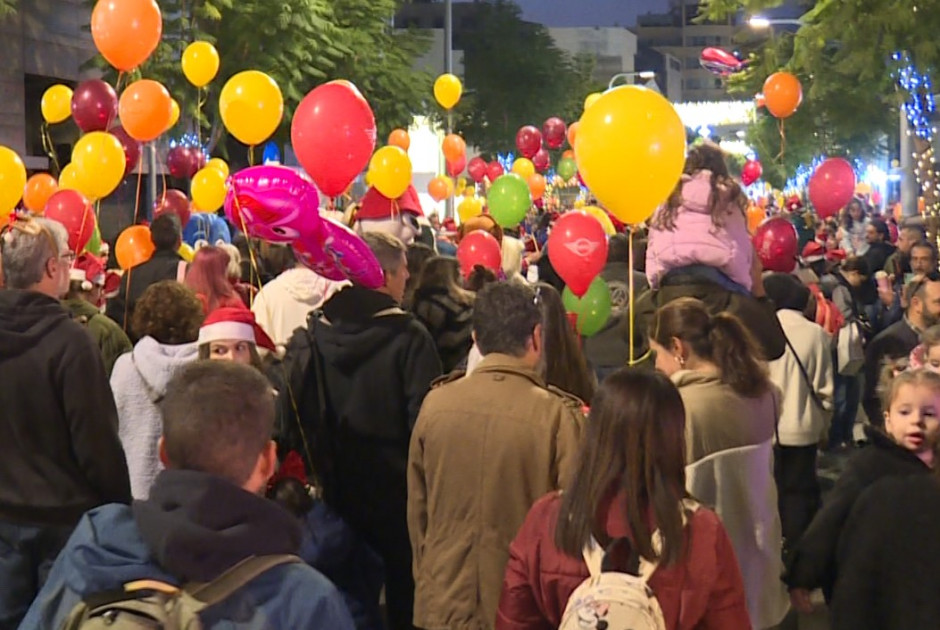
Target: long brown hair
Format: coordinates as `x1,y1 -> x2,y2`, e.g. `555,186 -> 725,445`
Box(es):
415,256 -> 474,306
555,370 -> 689,565
651,297 -> 769,397
536,282 -> 596,403
654,141 -> 746,231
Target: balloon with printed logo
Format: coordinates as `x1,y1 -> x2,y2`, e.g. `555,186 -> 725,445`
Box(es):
114,225 -> 155,270
0,146 -> 26,220
428,176 -> 450,202
109,125 -> 141,176
433,73 -> 462,110
206,158 -> 229,179
488,173 -> 531,229
44,189 -> 95,253
763,72 -> 802,119
753,217 -> 798,273
71,131 -> 126,200
181,41 -> 220,88
219,71 -> 283,146
533,149 -> 550,173
456,230 -> 501,278
512,158 -> 536,180
542,117 -> 567,150
23,173 -> 58,213
442,134 -> 466,163
741,159 -> 763,186
557,156 -> 578,181
486,161 -> 504,182
808,157 -> 856,219
527,173 -> 546,200
42,85 -> 73,124
153,189 -> 192,228
119,79 -> 173,142
548,210 -> 608,297
191,167 -> 228,212
515,126 -> 542,159
563,277 -> 612,337
91,0 -> 162,71
388,129 -> 410,151
71,80 -> 118,133
468,157 -> 487,184
368,146 -> 412,199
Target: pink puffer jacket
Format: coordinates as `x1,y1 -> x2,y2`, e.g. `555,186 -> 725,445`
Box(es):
646,170 -> 753,290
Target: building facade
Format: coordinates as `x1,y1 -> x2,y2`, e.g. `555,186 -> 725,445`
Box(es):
546,27 -> 638,84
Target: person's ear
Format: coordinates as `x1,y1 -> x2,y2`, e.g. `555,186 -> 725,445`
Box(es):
531,323 -> 543,355
158,436 -> 170,468
670,337 -> 684,359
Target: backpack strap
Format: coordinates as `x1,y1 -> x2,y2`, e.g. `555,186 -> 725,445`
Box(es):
183,555 -> 301,612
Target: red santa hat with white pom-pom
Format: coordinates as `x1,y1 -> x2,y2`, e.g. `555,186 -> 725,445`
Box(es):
69,254 -> 106,292
197,306 -> 276,352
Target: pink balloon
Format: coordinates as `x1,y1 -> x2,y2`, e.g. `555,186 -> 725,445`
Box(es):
753,217 -> 798,273
547,211 -> 608,297
294,217 -> 384,289
533,149 -> 550,173
542,117 -> 567,150
456,230 -> 501,278
515,126 -> 542,159
808,158 -> 856,219
468,157 -> 487,183
224,165 -> 321,243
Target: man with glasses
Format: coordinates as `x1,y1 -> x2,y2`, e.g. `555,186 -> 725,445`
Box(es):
0,217 -> 130,629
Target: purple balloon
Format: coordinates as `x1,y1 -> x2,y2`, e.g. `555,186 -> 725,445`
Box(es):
72,80 -> 118,133
295,218 -> 384,289
224,165 -> 321,243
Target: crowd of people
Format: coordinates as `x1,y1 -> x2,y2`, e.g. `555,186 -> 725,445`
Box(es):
1,140 -> 940,630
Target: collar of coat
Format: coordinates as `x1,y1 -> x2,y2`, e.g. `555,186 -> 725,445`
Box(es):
473,352 -> 543,383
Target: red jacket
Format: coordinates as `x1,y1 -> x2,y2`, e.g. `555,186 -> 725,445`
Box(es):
495,492 -> 751,630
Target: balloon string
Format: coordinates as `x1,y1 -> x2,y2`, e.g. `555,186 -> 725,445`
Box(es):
122,267 -> 132,332
628,229 -> 634,364
248,146 -> 255,167
195,86 -> 204,148
41,123 -> 61,175
115,71 -> 125,94
232,185 -> 262,308
777,119 -> 787,161
133,161 -> 144,225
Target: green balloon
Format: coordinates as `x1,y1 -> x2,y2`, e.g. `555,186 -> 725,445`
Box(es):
487,173 -> 531,228
562,277 -> 611,337
558,157 -> 578,182
85,223 -> 102,255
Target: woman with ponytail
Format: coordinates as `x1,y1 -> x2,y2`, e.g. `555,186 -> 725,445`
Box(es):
650,297 -> 789,629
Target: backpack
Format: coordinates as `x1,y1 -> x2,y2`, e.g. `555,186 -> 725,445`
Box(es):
60,555 -> 300,630
807,283 -> 844,337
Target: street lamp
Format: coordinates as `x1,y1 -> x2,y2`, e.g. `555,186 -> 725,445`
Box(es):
608,71 -> 656,90
747,16 -> 803,29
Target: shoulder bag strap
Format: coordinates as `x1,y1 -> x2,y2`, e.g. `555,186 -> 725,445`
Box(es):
783,334 -> 827,412
184,555 -> 302,611
581,537 -> 605,578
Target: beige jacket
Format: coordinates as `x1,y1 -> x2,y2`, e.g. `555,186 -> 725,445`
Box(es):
407,353 -> 585,630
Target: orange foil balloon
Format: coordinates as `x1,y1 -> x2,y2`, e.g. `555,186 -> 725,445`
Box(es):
567,121 -> 579,148
388,129 -> 410,151
115,225 -> 155,270
119,80 -> 173,142
23,173 -> 59,213
442,134 -> 466,163
91,0 -> 162,71
763,72 -> 802,119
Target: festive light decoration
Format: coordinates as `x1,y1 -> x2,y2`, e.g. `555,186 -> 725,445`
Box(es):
168,133 -> 209,154
673,100 -> 757,128
893,50 -> 939,218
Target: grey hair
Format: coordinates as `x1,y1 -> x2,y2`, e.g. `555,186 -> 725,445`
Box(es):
1,218 -> 69,289
362,231 -> 406,275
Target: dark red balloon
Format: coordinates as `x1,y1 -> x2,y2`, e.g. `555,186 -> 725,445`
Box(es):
456,230 -> 501,278
542,117 -> 567,150
153,189 -> 192,228
753,217 -> 798,273
808,158 -> 856,219
71,80 -> 118,133
515,125 -> 542,159
447,155 -> 466,177
533,149 -> 551,173
44,190 -> 95,253
109,125 -> 140,175
467,157 -> 487,183
741,159 -> 762,186
166,146 -> 205,179
486,161 -> 504,182
547,211 -> 609,297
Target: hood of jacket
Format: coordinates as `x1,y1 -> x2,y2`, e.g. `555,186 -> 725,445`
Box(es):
274,267 -> 348,304
133,469 -> 302,582
131,336 -> 199,397
679,170 -> 727,214
62,297 -> 102,322
315,285 -> 412,370
0,290 -> 70,359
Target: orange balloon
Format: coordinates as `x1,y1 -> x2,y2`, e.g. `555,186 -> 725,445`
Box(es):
528,173 -> 546,200
115,225 -> 155,270
763,72 -> 802,119
442,134 -> 466,163
23,173 -> 59,213
747,204 -> 766,234
428,176 -> 449,202
119,80 -> 172,142
388,129 -> 410,151
567,121 -> 579,148
91,0 -> 162,71
562,149 -> 575,160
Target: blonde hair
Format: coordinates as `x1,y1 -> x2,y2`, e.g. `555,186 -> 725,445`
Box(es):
217,242 -> 243,281
923,325 -> 940,353
880,367 -> 940,412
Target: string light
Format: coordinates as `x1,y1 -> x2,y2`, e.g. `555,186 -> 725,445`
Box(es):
892,50 -> 938,217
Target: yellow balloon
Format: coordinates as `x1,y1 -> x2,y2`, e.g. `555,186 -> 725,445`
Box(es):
58,163 -> 86,196
219,71 -> 284,146
458,197 -> 482,223
582,205 -> 616,236
178,242 -> 195,262
191,167 -> 228,212
576,86 -> 686,224
584,92 -> 602,112
463,186 -> 475,198
512,158 -> 536,180
443,176 -> 455,198
368,146 -> 412,199
167,99 -> 180,131
71,132 -> 126,200
434,73 -> 462,110
206,157 -> 229,178
182,41 -> 220,88
42,85 -> 73,124
0,146 -> 27,220
456,176 -> 467,190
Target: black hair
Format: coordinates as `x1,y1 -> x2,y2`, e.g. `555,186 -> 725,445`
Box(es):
150,213 -> 182,251
764,272 -> 811,312
473,282 -> 541,357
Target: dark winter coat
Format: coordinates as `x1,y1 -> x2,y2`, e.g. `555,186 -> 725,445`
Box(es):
582,262 -> 649,370
63,297 -> 132,375
862,317 -> 920,425
0,290 -> 130,526
784,426 -> 931,600
411,287 -> 474,373
862,240 -> 896,276
105,249 -> 184,337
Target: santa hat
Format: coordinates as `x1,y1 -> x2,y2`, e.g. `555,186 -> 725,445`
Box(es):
69,254 -> 106,291
103,270 -> 122,299
785,195 -> 803,213
197,306 -> 276,351
826,248 -> 847,263
356,185 -> 424,221
801,241 -> 826,264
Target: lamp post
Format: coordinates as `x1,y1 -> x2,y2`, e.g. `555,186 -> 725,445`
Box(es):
444,0 -> 454,218
747,16 -> 803,29
608,71 -> 656,90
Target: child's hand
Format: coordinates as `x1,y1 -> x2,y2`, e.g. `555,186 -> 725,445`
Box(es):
750,247 -> 766,297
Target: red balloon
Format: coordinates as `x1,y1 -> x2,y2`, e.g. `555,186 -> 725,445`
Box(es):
542,117 -> 567,150
547,211 -> 609,297
153,189 -> 191,229
486,161 -> 504,182
467,157 -> 487,183
447,155 -> 466,177
533,149 -> 551,173
515,125 -> 542,159
44,190 -> 95,253
71,79 -> 118,133
109,125 -> 141,175
166,146 -> 204,179
753,217 -> 798,273
456,230 -> 501,278
808,158 -> 857,219
291,81 -> 377,198
741,160 -> 762,186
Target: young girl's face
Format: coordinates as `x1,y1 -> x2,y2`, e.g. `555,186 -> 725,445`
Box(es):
884,383 -> 940,466
927,345 -> 940,373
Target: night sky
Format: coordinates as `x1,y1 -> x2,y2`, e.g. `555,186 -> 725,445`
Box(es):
514,0 -> 671,27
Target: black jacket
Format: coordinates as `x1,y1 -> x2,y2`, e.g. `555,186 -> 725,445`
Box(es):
784,426 -> 930,599
0,290 -> 131,525
105,249 -> 184,337
862,240 -> 896,276
583,263 -> 649,370
411,287 -> 473,373
831,474 -> 940,630
303,286 -> 442,538
862,318 -> 920,426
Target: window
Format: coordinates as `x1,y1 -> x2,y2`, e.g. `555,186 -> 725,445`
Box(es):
689,36 -> 707,46
685,56 -> 699,69
669,58 -> 682,71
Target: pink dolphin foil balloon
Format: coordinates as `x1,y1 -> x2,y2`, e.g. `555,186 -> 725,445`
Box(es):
295,217 -> 384,289
224,165 -> 321,243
